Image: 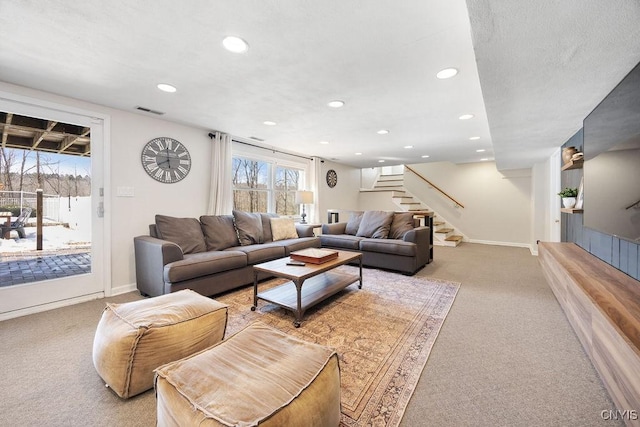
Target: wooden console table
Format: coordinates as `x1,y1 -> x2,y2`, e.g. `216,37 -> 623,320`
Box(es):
539,242 -> 640,425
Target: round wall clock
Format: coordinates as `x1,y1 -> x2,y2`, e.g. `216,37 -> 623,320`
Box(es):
326,169 -> 338,188
141,137 -> 191,183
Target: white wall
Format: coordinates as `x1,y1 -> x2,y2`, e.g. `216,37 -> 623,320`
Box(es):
315,160 -> 361,223
109,110 -> 212,288
405,161 -> 533,247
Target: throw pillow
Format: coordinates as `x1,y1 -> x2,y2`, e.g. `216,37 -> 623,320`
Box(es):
200,215 -> 239,250
344,211 -> 364,235
260,213 -> 279,242
356,210 -> 394,238
389,212 -> 415,239
155,215 -> 207,254
232,210 -> 264,246
270,218 -> 299,241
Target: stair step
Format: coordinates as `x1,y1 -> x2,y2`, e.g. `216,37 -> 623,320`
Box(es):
361,188 -> 405,193
433,220 -> 445,226
445,235 -> 463,242
435,228 -> 454,234
375,181 -> 404,187
378,175 -> 403,181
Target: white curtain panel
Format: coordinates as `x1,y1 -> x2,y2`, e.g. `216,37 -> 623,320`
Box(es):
207,132 -> 234,215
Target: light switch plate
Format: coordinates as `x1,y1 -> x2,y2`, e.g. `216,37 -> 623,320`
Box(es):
116,186 -> 134,197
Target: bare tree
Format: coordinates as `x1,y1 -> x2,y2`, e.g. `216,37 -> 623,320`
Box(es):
0,147 -> 15,191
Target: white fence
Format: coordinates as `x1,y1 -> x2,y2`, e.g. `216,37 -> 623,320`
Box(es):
0,191 -> 61,222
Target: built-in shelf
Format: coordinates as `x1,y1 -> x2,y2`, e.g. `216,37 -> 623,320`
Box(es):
561,208 -> 583,214
561,158 -> 583,171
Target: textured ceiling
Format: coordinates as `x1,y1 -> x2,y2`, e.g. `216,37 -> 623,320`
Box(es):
0,1 -> 639,170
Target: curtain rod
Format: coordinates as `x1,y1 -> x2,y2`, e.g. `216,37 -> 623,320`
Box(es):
208,132 -> 313,161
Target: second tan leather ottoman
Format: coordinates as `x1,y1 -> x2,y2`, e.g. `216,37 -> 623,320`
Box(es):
155,322 -> 341,426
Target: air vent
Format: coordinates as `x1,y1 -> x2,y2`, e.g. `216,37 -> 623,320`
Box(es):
135,106 -> 165,115
249,136 -> 264,142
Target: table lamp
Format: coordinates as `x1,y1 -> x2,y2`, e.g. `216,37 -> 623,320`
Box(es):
295,190 -> 314,224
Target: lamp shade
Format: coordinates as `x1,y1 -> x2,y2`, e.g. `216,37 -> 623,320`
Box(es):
295,190 -> 314,204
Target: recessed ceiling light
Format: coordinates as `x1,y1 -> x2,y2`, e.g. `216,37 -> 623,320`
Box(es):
355,152 -> 362,155
421,155 -> 430,158
404,145 -> 413,149
436,68 -> 458,79
476,149 -> 486,153
378,160 -> 385,163
319,141 -> 329,145
480,158 -> 489,161
157,83 -> 177,93
263,121 -> 276,126
327,100 -> 345,108
469,136 -> 480,140
459,114 -> 474,120
222,36 -> 249,53
377,129 -> 389,135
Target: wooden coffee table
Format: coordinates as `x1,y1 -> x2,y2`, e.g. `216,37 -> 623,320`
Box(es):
251,250 -> 362,327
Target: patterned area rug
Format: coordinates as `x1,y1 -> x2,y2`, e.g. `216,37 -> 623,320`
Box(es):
216,266 -> 460,427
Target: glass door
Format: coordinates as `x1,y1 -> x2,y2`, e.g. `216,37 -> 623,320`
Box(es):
0,93 -> 106,319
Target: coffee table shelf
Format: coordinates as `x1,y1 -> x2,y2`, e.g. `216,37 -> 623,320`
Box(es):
252,250 -> 362,327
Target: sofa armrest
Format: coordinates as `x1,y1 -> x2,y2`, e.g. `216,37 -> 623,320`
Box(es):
134,236 -> 184,297
321,222 -> 347,235
403,226 -> 430,267
295,224 -> 317,238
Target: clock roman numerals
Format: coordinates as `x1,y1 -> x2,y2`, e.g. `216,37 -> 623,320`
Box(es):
142,137 -> 191,183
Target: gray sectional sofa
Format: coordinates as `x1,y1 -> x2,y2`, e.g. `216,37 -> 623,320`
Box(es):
134,211 -> 320,297
320,211 -> 432,275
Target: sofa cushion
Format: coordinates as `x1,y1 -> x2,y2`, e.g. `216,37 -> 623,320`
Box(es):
389,212 -> 415,239
345,211 -> 364,235
200,215 -> 239,251
270,218 -> 299,241
233,211 -> 264,246
225,244 -> 285,264
260,213 -> 279,242
269,236 -> 321,255
356,210 -> 394,239
155,215 -> 206,254
164,251 -> 248,283
319,234 -> 362,250
359,238 -> 417,257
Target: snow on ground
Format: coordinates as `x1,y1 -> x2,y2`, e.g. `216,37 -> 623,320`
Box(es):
0,225 -> 91,253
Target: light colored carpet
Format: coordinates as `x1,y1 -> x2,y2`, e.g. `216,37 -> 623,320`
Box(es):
215,266 -> 459,426
0,244 -> 623,426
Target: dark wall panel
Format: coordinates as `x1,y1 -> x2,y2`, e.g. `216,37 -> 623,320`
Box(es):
562,131 -> 639,281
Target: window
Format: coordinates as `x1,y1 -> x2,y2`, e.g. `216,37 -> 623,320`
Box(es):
232,156 -> 304,215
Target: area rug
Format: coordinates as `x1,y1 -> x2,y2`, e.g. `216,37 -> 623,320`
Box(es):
216,266 -> 460,427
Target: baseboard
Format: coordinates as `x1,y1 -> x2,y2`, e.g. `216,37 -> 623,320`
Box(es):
0,292 -> 104,321
467,239 -> 534,254
109,283 -> 138,297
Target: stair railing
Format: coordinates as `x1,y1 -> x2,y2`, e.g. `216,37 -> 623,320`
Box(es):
404,165 -> 465,209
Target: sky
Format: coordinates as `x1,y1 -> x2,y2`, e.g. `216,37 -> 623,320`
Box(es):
4,148 -> 91,176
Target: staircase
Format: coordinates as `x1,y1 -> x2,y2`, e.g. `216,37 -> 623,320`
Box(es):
372,173 -> 464,247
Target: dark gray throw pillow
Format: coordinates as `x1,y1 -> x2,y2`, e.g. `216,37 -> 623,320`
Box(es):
345,211 -> 364,235
356,210 -> 394,238
200,215 -> 239,250
155,214 -> 207,254
232,210 -> 264,246
389,212 -> 415,239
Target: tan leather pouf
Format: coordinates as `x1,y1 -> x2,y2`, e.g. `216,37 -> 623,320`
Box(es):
92,289 -> 228,399
155,322 -> 341,427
